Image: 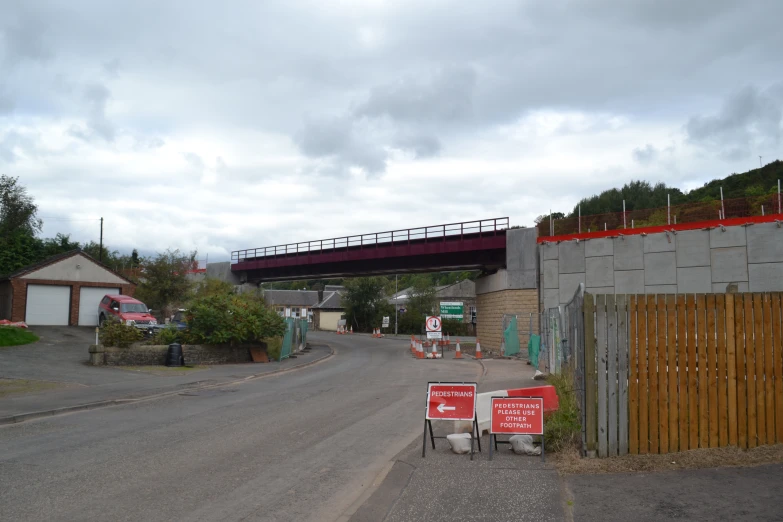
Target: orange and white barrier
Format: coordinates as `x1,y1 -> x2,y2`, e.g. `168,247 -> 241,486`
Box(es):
455,385 -> 559,434
475,339 -> 482,359
455,340 -> 462,359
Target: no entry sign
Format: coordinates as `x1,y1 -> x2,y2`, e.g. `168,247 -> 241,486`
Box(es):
490,397 -> 544,435
426,383 -> 476,421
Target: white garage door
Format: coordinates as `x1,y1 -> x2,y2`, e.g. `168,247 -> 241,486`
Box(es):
25,285 -> 71,326
78,287 -> 121,326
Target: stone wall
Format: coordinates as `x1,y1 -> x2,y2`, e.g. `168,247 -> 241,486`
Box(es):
91,343 -> 262,366
475,289 -> 538,353
540,221 -> 783,309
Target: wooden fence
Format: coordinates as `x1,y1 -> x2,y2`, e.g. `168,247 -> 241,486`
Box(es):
584,293 -> 783,458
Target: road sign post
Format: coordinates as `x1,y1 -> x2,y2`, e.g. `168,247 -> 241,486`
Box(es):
489,396 -> 545,462
425,316 -> 443,354
422,382 -> 480,459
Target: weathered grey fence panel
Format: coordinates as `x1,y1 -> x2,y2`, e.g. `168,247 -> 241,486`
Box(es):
617,294 -> 629,455
607,294 -> 618,456
596,294 -> 609,458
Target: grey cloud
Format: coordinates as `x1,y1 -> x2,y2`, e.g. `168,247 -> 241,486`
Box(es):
633,144 -> 659,165
685,84 -> 782,159
393,134 -> 441,159
84,83 -> 114,141
294,116 -> 387,175
292,67 -> 475,172
0,4 -> 53,66
184,152 -> 205,171
65,83 -> 116,142
357,67 -> 477,125
0,130 -> 44,163
0,90 -> 13,114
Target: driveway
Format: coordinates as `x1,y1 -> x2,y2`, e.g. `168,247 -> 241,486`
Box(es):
0,326 -> 148,386
565,463 -> 783,521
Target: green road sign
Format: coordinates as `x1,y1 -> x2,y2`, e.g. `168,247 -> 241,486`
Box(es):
439,302 -> 464,322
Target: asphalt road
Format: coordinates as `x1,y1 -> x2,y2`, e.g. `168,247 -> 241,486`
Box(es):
0,332 -> 484,522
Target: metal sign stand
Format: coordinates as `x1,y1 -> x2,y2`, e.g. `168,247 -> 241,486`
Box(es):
422,381 -> 481,460
422,414 -> 482,460
488,396 -> 545,463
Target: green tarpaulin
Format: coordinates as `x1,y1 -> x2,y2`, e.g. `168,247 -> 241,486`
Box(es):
503,316 -> 520,356
528,334 -> 541,368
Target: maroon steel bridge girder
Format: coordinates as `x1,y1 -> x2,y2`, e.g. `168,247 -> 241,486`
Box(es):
231,218 -> 509,283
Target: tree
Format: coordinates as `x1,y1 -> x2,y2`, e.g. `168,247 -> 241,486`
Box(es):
133,249 -> 197,317
343,277 -> 392,332
407,274 -> 436,316
0,175 -> 42,236
82,241 -> 119,265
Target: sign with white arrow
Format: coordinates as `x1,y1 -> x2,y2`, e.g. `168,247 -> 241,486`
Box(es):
426,382 -> 477,421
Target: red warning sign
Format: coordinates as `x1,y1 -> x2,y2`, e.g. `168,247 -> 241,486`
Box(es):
490,397 -> 544,435
426,383 -> 476,421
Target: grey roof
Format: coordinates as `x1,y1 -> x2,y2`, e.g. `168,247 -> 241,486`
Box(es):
0,248 -> 135,284
313,291 -> 344,309
263,290 -> 319,307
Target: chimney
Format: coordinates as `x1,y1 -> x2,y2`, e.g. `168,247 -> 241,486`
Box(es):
318,289 -> 324,303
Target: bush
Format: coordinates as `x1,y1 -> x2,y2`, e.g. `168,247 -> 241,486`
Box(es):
100,317 -> 144,348
544,369 -> 582,453
263,337 -> 283,360
441,318 -> 470,337
148,325 -> 182,346
186,293 -> 286,345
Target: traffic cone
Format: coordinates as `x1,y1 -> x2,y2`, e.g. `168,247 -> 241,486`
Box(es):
417,341 -> 424,359
455,340 -> 462,359
446,333 -> 450,346
475,339 -> 482,359
350,326 -> 353,334
432,343 -> 438,358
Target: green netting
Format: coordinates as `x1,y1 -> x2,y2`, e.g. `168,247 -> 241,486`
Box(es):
280,318 -> 295,361
503,316 -> 521,356
528,334 -> 541,368
299,319 -> 308,347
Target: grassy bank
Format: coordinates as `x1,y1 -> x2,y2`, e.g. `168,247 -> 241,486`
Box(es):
544,369 -> 581,453
0,327 -> 39,347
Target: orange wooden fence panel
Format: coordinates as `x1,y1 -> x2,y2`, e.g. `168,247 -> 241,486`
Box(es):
593,292 -> 783,456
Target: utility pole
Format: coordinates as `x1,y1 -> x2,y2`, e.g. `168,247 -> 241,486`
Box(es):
395,274 -> 398,336
759,156 -> 763,169
99,217 -> 104,262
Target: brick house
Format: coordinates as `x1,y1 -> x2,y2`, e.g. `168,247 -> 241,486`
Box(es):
0,249 -> 136,326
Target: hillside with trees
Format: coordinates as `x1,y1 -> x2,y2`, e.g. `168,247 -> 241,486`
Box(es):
566,160 -> 781,220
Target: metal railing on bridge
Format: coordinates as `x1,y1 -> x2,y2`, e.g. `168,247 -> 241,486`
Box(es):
232,217 -> 510,263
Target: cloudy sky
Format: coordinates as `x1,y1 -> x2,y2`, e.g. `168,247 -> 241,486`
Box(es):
2,0 -> 782,261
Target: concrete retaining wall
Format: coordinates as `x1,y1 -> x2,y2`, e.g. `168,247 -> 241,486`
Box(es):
540,221 -> 783,309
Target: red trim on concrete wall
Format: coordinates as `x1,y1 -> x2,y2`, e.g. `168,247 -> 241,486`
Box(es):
536,213 -> 783,243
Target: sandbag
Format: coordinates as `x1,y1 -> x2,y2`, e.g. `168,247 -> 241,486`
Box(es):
509,434 -> 542,455
446,433 -> 473,454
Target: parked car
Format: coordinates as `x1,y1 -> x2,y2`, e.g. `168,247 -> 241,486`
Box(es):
169,309 -> 188,330
98,295 -> 159,334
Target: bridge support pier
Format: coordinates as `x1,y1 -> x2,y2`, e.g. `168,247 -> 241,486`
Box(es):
475,228 -> 539,355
